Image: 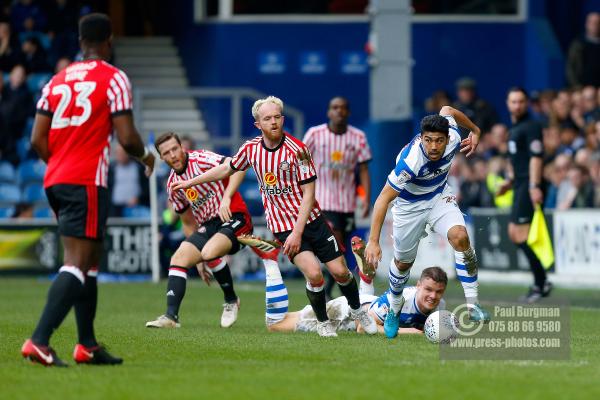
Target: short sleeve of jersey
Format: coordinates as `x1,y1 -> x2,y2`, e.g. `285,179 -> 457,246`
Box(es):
441,114 -> 460,133
230,143 -> 251,171
201,150 -> 226,168
527,121 -> 543,157
107,69 -> 133,115
168,183 -> 189,214
357,132 -> 372,163
296,146 -> 318,185
36,80 -> 54,116
387,158 -> 415,193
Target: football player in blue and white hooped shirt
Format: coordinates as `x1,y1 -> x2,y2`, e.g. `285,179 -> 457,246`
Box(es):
364,106 -> 491,338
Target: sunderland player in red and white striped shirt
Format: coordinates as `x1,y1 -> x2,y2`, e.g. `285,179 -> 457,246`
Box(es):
171,96 -> 377,337
303,97 -> 372,298
145,132 -> 254,329
22,14 -> 155,366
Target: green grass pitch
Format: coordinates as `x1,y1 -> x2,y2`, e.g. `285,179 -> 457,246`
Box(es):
1,277 -> 600,400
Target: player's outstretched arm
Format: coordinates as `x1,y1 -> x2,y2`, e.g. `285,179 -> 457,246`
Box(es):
171,160 -> 236,191
440,105 -> 481,157
30,113 -> 51,163
365,184 -> 398,266
113,113 -> 155,175
219,169 -> 247,222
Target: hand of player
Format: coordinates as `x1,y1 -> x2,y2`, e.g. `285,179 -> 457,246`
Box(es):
219,197 -> 232,222
171,179 -> 193,191
143,153 -> 155,177
496,179 -> 513,196
364,240 -> 382,268
283,230 -> 302,257
529,187 -> 543,205
460,132 -> 479,157
196,263 -> 212,286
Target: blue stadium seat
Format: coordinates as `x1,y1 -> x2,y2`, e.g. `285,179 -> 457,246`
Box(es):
0,162 -> 16,183
27,73 -> 52,93
23,183 -> 47,204
33,207 -> 54,218
16,136 -> 32,161
18,160 -> 46,184
123,206 -> 151,218
239,181 -> 262,216
0,183 -> 21,203
0,206 -> 15,218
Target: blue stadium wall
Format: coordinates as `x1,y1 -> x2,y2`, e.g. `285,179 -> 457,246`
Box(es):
170,0 -> 593,198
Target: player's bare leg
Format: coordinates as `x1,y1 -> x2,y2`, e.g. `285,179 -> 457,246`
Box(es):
324,256 -> 377,335
292,251 -> 336,337
447,225 -> 490,322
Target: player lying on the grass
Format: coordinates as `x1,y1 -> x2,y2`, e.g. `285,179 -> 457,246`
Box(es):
171,96 -> 377,337
146,132 -> 275,329
240,236 -> 446,335
363,106 -> 491,339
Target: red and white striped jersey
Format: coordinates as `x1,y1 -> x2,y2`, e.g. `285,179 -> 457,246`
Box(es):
167,150 -> 248,226
303,124 -> 372,212
36,60 -> 132,188
230,133 -> 321,233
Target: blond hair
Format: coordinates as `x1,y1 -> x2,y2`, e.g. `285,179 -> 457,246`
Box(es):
252,96 -> 284,120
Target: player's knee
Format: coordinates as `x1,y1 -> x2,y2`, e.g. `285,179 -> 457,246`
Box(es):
393,258 -> 412,271
305,270 -> 324,284
448,226 -> 470,250
170,252 -> 192,268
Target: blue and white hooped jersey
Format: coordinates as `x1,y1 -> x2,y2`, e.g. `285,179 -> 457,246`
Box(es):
386,115 -> 461,207
368,287 -> 446,329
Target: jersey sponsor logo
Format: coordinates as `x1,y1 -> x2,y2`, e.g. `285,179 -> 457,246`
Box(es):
261,171 -> 292,195
264,172 -> 278,186
331,150 -> 343,163
185,188 -> 199,201
186,188 -> 216,211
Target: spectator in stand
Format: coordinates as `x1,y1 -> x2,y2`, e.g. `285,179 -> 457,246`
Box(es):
558,165 -> 595,209
108,144 -> 150,217
452,77 -> 498,135
590,154 -> 600,207
459,158 -> 493,210
54,55 -> 70,73
0,21 -> 22,73
581,86 -> 600,124
557,124 -> 585,155
0,64 -> 33,165
543,125 -> 561,163
553,153 -> 574,208
424,89 -> 451,113
482,123 -> 509,159
21,36 -> 51,73
180,135 -> 195,151
567,12 -> 600,87
550,90 -> 577,129
47,0 -> 79,63
10,0 -> 47,33
11,202 -> 34,218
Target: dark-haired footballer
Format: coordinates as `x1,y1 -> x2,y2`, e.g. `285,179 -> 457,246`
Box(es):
22,13 -> 155,366
363,107 -> 491,339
